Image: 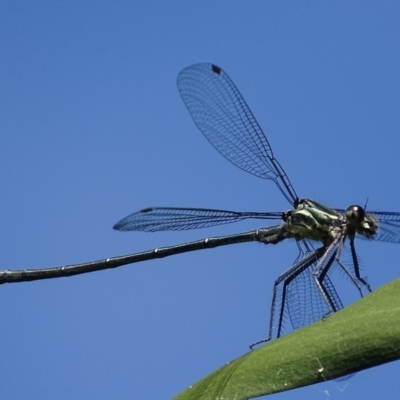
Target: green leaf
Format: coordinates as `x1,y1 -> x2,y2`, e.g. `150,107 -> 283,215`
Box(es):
173,278 -> 400,400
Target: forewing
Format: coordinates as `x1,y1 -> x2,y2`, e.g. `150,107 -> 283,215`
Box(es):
368,211 -> 400,243
177,63 -> 297,204
113,207 -> 282,232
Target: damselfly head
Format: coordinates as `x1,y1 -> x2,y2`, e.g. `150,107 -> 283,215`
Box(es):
346,205 -> 378,238
346,205 -> 365,221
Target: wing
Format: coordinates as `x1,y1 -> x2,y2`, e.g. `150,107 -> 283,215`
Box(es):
273,245 -> 343,338
113,207 -> 283,232
177,63 -> 298,205
368,211 -> 400,243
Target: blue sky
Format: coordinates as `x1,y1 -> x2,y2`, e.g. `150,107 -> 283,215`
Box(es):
1,2 -> 400,399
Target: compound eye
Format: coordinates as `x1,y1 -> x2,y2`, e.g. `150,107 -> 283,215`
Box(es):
345,205 -> 365,223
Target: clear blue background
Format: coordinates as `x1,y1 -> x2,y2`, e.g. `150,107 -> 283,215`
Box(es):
1,2 -> 400,399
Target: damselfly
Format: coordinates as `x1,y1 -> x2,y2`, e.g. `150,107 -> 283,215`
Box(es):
113,63 -> 400,346
2,63 -> 399,347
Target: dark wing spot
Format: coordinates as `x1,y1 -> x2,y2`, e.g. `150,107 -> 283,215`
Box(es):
211,64 -> 221,74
